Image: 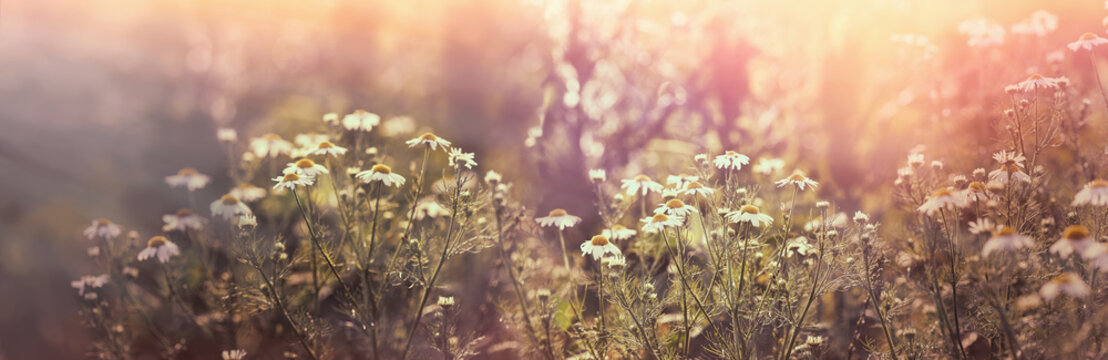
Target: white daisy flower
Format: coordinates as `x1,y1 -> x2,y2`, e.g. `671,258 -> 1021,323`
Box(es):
713,151 -> 751,171
853,211 -> 869,223
603,254 -> 627,270
988,159 -> 1031,184
982,226 -> 1033,256
448,147 -> 477,169
437,296 -> 456,308
311,141 -> 348,157
210,194 -> 252,220
83,218 -> 122,240
601,224 -> 637,241
283,158 -> 329,177
580,235 -> 621,260
1012,74 -> 1060,93
753,157 -> 785,175
250,133 -> 294,158
484,170 -> 502,185
356,164 -> 406,187
535,208 -> 581,230
222,349 -> 248,360
665,174 -> 699,188
71,274 -> 110,297
163,208 -> 206,232
968,218 -> 997,235
322,112 -> 339,126
963,181 -> 989,203
1050,225 -> 1093,259
238,214 -> 258,228
216,128 -> 237,143
654,198 -> 698,217
1068,32 -> 1108,52
273,173 -> 315,191
230,183 -> 268,202
1040,272 -> 1090,301
589,169 -> 607,183
165,167 -> 210,191
406,132 -> 452,151
1073,179 -> 1108,206
918,187 -> 965,216
775,171 -> 819,191
137,236 -> 180,263
681,181 -> 715,197
1010,11 -> 1057,37
726,205 -> 774,228
342,110 -> 380,132
958,18 -> 1005,47
621,175 -> 664,196
415,198 -> 451,220
786,236 -> 814,258
640,213 -> 684,234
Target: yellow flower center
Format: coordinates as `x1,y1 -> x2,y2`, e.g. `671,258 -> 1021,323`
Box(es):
725,150 -> 737,156
929,188 -> 954,198
1088,179 -> 1108,188
1027,74 -> 1043,80
96,218 -> 112,226
968,181 -> 986,192
1062,225 -> 1090,240
220,194 -> 239,205
419,132 -> 438,141
282,173 -> 301,182
1054,274 -> 1075,284
296,159 -> 316,168
687,181 -> 704,189
147,236 -> 168,247
994,226 -> 1016,237
262,133 -> 281,141
612,224 -> 626,230
787,173 -> 806,182
666,199 -> 686,209
176,208 -> 192,216
371,164 -> 392,174
634,175 -> 651,182
740,205 -> 760,214
1081,32 -> 1099,41
548,208 -> 567,217
590,235 -> 609,246
318,141 -> 334,149
178,167 -> 198,176
651,214 -> 669,223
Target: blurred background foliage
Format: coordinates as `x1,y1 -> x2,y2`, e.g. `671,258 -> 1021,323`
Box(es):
0,0 -> 1103,358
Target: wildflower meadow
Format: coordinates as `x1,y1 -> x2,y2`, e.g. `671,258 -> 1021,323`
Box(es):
8,0 -> 1108,359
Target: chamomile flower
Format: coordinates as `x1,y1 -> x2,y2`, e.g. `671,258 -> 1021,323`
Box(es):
311,141 -> 348,157
1068,32 -> 1108,52
250,133 -> 294,158
963,181 -> 989,203
665,174 -> 699,188
654,198 -> 698,217
484,170 -> 502,185
1013,74 -> 1060,93
603,255 -> 627,270
1072,179 -> 1108,206
83,218 -> 122,240
982,226 -> 1033,256
752,157 -> 785,175
535,208 -> 581,230
165,167 -> 210,191
1050,225 -> 1093,259
415,198 -> 451,220
580,235 -> 621,260
216,128 -> 238,143
775,171 -> 819,191
1040,272 -> 1090,301
273,173 -> 315,191
342,110 -> 380,132
988,164 -> 1030,184
322,112 -> 339,126
1010,11 -> 1057,37
238,214 -> 258,229
71,274 -> 109,298
917,187 -> 965,216
786,236 -> 814,257
621,175 -> 664,196
958,18 -> 1005,47
137,236 -> 180,263
284,158 -> 329,177
230,183 -> 268,202
601,224 -> 637,241
356,164 -> 406,187
641,213 -> 683,233
448,147 -> 477,169
221,349 -> 248,360
713,151 -> 751,171
968,218 -> 997,235
210,194 -> 252,220
727,205 -> 774,228
406,132 -> 452,151
681,181 -> 715,197
163,208 -> 206,232
589,169 -> 607,183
